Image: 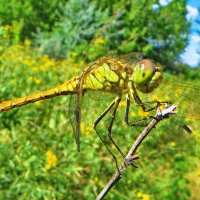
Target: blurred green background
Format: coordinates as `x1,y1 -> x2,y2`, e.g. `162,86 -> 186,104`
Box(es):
0,0 -> 199,199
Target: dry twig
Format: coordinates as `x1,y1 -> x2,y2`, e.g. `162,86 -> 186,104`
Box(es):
96,104 -> 177,200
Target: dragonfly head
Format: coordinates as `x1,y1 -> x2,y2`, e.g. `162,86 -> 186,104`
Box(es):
133,59 -> 163,93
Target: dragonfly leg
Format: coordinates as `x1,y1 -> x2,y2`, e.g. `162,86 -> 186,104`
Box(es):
94,97 -> 122,172
107,98 -> 139,168
107,97 -> 126,157
125,95 -> 154,126
132,90 -> 170,112
94,97 -> 139,169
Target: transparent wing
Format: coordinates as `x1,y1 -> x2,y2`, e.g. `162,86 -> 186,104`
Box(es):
69,94 -> 82,151
68,76 -> 83,152
156,118 -> 196,151
86,90 -> 117,101
103,52 -> 143,67
133,72 -> 199,154
117,52 -> 143,65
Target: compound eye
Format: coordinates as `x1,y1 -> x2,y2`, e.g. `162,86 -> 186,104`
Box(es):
133,59 -> 156,85
140,63 -> 145,70
139,60 -> 155,72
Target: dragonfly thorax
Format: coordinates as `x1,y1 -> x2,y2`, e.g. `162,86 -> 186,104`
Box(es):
133,59 -> 163,93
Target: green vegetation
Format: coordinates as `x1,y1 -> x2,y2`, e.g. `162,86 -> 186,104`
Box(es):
0,0 -> 192,65
0,0 -> 199,199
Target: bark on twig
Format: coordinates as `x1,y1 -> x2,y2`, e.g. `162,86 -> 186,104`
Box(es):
96,104 -> 177,200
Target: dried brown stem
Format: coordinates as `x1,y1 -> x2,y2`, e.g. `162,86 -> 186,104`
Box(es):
96,104 -> 177,200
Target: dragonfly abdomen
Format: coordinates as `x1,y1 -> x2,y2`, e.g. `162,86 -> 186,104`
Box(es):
0,77 -> 79,112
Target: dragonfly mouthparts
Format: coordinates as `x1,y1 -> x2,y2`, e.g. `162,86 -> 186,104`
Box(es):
155,66 -> 161,72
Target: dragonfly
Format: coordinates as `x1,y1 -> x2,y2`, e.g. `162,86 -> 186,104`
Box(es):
0,53 -> 198,166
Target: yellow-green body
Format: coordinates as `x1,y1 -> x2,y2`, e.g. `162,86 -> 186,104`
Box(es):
0,55 -> 162,112
0,54 -> 163,151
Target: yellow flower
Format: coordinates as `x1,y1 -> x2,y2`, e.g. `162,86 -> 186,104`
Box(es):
34,78 -> 41,84
24,39 -> 31,46
43,54 -> 49,60
24,59 -> 33,67
80,122 -> 85,132
3,24 -> 12,31
197,169 -> 200,177
85,125 -> 94,135
94,38 -> 105,45
136,192 -> 150,200
65,58 -> 75,64
136,191 -> 143,197
138,110 -> 149,117
169,141 -> 176,147
45,150 -> 57,170
81,123 -> 94,135
142,194 -> 150,200
94,176 -> 99,182
53,66 -> 59,71
29,76 -> 41,84
119,101 -> 126,107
